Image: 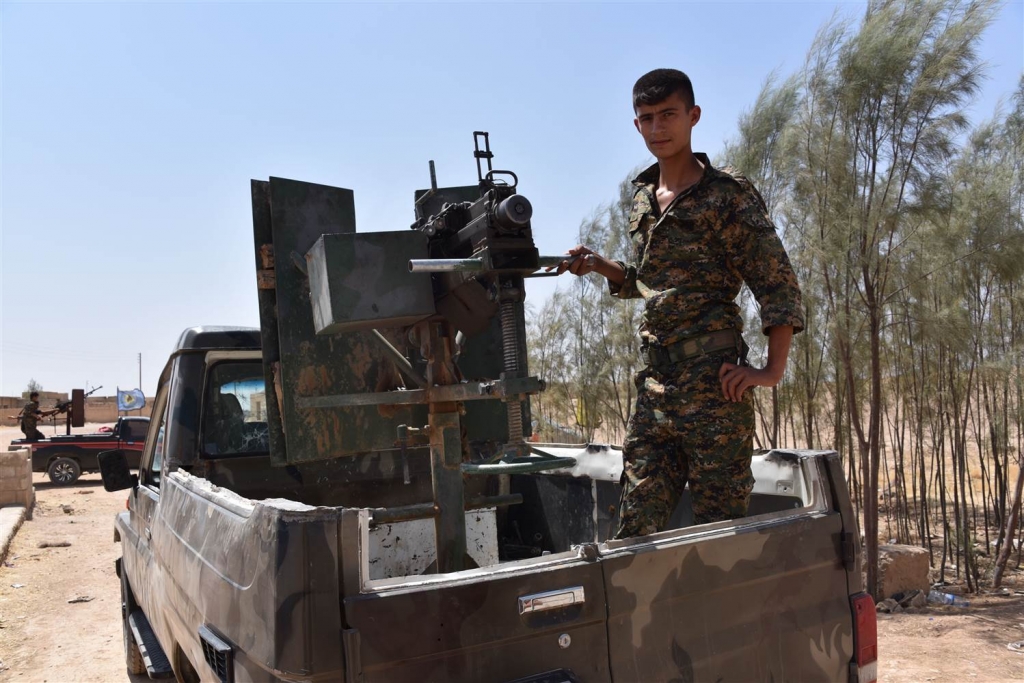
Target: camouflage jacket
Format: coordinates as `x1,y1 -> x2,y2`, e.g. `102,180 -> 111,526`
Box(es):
610,154 -> 804,347
20,400 -> 41,429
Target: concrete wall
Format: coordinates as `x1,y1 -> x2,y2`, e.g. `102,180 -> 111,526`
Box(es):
0,395 -> 152,427
79,397 -> 153,423
0,450 -> 34,512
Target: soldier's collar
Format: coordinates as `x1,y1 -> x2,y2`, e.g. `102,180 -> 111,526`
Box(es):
632,152 -> 716,189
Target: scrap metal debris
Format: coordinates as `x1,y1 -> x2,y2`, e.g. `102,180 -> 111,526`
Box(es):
875,598 -> 902,614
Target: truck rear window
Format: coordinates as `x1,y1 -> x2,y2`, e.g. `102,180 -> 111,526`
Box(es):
202,362 -> 270,457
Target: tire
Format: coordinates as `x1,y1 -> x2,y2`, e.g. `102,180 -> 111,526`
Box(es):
47,456 -> 81,485
121,568 -> 146,675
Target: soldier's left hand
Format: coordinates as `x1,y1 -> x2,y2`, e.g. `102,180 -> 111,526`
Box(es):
718,363 -> 783,402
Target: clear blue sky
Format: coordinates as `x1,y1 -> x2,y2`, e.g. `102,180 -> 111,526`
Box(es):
2,0 -> 1021,398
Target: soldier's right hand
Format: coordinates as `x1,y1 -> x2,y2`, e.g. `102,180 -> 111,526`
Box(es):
546,245 -> 601,276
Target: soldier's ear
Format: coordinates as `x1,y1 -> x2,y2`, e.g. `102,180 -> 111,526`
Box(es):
634,117 -> 641,134
689,105 -> 701,126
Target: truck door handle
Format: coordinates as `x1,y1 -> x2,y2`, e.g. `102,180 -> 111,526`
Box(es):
518,586 -> 585,614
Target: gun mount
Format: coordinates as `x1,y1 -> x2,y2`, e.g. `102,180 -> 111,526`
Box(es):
46,385 -> 102,434
252,133 -> 572,572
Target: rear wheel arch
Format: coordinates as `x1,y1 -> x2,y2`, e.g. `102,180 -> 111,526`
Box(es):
44,448 -> 83,467
175,645 -> 202,683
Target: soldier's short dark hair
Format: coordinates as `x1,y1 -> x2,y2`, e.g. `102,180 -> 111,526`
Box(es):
29,391 -> 39,400
633,69 -> 696,111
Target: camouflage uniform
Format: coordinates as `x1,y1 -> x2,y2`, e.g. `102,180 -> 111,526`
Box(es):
19,400 -> 45,441
611,154 -> 804,538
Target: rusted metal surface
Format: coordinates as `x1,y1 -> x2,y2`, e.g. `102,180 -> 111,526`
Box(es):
260,177 -> 427,462
258,243 -> 275,269
256,269 -> 276,290
251,182 -> 288,463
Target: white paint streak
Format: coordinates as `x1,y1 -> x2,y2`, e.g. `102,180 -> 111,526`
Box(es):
808,622 -> 850,680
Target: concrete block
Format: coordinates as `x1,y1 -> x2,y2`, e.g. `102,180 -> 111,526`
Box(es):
0,451 -> 29,466
879,544 -> 931,598
0,452 -> 33,518
4,490 -> 31,510
0,505 -> 28,565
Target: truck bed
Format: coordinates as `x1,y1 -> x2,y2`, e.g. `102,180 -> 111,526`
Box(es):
118,448 -> 860,682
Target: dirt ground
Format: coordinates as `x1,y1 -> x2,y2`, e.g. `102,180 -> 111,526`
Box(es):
0,472 -> 146,682
1,426 -> 1023,681
878,597 -> 1024,681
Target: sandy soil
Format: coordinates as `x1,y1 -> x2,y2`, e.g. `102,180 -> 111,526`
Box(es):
878,596 -> 1024,681
1,426 -> 1022,681
0,473 -> 145,682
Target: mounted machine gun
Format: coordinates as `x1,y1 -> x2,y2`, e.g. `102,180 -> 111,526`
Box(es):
43,385 -> 102,434
253,133 -> 574,572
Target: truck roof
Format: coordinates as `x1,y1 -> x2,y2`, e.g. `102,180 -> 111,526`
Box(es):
174,326 -> 261,352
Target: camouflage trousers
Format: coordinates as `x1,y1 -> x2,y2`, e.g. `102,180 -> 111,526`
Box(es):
614,352 -> 755,539
21,421 -> 44,441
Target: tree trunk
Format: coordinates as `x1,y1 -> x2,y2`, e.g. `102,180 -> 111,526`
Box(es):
993,455 -> 1024,588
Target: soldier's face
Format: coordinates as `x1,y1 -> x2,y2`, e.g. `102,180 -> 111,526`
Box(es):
634,93 -> 701,160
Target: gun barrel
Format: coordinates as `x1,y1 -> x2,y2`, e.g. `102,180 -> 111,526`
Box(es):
408,258 -> 485,274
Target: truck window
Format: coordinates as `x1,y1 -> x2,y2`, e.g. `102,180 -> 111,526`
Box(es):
123,420 -> 148,442
139,388 -> 169,489
202,362 -> 269,457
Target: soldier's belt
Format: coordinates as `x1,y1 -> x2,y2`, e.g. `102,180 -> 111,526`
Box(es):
643,329 -> 743,368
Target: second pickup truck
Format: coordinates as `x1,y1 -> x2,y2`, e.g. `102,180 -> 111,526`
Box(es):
14,416 -> 149,484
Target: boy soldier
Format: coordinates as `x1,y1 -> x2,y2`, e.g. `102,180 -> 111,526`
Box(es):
10,391 -> 47,441
551,69 -> 804,537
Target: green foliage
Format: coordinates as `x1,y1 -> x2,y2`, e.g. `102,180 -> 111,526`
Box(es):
527,0 -> 1018,592
528,174 -> 643,443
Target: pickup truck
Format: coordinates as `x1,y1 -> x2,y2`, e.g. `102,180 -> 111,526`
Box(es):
99,326 -> 876,683
100,168 -> 876,683
11,416 -> 148,484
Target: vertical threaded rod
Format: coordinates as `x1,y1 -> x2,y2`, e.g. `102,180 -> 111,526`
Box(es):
500,299 -> 523,443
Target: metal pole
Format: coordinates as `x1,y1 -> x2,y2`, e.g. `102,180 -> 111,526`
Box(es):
408,258 -> 484,273
429,408 -> 466,573
424,323 -> 466,574
138,353 -> 142,414
370,330 -> 427,389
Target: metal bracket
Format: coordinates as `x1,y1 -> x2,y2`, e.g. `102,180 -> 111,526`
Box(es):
295,377 -> 545,410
